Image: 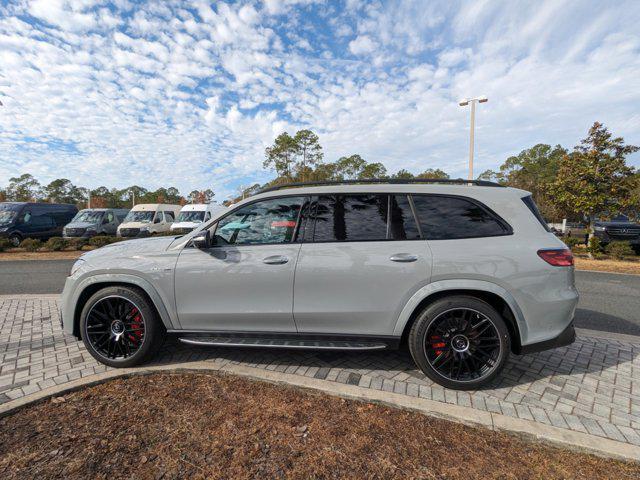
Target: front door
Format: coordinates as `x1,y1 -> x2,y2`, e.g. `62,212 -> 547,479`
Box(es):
174,196 -> 308,332
293,193 -> 432,336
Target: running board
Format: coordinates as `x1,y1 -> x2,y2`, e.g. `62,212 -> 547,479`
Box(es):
178,336 -> 389,351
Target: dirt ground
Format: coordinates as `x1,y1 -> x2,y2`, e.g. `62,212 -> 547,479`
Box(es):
574,257 -> 640,275
0,373 -> 637,480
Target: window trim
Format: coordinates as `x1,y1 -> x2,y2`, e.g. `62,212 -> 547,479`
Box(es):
410,193 -> 513,240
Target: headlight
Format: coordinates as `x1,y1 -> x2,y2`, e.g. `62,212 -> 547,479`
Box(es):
594,226 -> 606,232
0,227 -> 7,232
140,226 -> 150,232
69,259 -> 86,276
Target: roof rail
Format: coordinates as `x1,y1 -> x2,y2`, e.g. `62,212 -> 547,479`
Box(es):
258,178 -> 504,194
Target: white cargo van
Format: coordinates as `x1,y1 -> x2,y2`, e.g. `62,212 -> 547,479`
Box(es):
170,203 -> 227,233
117,204 -> 182,238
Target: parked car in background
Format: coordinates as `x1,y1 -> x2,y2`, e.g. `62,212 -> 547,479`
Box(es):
64,208 -> 129,238
61,179 -> 578,390
594,215 -> 640,253
170,203 -> 227,234
117,203 -> 181,238
0,202 -> 78,247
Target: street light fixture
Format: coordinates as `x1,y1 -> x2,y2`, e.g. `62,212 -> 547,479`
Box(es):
458,95 -> 488,181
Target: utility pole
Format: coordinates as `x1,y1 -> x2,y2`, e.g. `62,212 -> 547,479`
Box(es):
131,189 -> 135,207
458,96 -> 488,181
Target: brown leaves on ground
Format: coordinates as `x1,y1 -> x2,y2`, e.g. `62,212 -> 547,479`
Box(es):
0,372 -> 638,479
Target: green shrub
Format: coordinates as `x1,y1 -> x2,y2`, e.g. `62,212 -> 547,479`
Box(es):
606,241 -> 634,260
20,238 -> 42,252
88,236 -> 114,248
45,237 -> 67,251
68,238 -> 88,251
563,236 -> 582,250
0,238 -> 12,252
586,236 -> 603,258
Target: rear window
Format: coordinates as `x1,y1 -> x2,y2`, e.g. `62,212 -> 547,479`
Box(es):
411,195 -> 511,240
312,194 -> 388,242
521,195 -> 550,231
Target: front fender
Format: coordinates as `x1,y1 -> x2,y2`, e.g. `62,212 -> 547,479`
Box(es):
62,272 -> 179,336
392,279 -> 527,339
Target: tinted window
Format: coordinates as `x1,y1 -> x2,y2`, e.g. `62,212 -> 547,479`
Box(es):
313,194 -> 388,242
521,196 -> 550,232
412,195 -> 509,240
214,197 -> 304,245
389,195 -> 420,240
164,211 -> 175,222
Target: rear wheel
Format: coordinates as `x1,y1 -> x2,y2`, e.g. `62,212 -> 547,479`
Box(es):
80,286 -> 164,368
408,296 -> 510,390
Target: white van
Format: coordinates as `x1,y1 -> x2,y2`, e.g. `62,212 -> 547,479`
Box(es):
117,204 -> 182,238
170,203 -> 227,233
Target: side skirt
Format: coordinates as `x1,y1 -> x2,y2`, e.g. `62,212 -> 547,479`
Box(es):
168,330 -> 401,351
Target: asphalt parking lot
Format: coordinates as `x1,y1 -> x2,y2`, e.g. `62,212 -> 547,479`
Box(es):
0,259 -> 639,336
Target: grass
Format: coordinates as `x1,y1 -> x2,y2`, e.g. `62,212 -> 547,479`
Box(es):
0,372 -> 638,479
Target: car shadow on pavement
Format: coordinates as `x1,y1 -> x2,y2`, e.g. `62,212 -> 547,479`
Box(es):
147,332 -> 639,392
575,307 -> 640,337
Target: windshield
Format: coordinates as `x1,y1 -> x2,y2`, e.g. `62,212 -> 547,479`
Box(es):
72,210 -> 104,223
123,211 -> 154,223
0,210 -> 17,225
177,211 -> 205,223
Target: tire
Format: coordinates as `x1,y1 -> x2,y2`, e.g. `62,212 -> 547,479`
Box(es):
8,233 -> 22,247
80,286 -> 165,368
408,295 -> 510,390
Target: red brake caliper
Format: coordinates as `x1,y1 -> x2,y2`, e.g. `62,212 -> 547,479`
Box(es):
430,335 -> 446,356
128,307 -> 144,346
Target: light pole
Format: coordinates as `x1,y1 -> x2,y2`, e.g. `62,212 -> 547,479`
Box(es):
458,96 -> 488,181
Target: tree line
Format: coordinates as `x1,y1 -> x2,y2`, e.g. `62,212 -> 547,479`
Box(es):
2,122 -> 638,237
0,175 -> 215,209
478,122 -> 639,230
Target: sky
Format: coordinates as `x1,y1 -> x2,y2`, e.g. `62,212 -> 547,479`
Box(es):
1,0 -> 640,201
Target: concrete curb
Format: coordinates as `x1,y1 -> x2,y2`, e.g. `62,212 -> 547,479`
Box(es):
576,268 -> 639,277
0,294 -> 60,300
1,361 -> 638,463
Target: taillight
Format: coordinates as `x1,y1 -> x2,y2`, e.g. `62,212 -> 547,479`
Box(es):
537,249 -> 574,267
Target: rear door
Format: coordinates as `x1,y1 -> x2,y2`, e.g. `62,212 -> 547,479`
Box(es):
293,193 -> 432,336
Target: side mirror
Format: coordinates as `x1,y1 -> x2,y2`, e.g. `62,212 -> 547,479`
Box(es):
192,230 -> 210,249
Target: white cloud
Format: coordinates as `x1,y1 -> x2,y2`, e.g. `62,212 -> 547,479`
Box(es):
348,35 -> 376,55
0,0 -> 638,201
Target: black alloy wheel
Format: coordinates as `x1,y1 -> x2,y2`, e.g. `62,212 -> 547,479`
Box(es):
80,286 -> 164,368
85,296 -> 146,360
424,308 -> 501,382
409,296 -> 510,390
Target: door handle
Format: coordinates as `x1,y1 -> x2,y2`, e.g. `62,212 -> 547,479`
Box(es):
263,255 -> 289,265
389,253 -> 418,263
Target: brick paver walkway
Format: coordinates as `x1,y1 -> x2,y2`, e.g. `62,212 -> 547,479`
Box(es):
2,296 -> 640,446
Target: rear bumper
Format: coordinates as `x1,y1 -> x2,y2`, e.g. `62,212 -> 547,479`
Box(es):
517,321 -> 575,355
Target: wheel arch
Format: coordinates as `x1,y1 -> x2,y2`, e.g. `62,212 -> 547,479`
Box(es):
395,281 -> 526,354
71,277 -> 176,338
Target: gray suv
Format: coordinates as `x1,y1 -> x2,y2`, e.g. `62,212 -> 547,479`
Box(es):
60,180 -> 578,389
64,208 -> 129,238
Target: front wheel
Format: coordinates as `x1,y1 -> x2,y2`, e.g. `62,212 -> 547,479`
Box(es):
8,233 -> 22,247
80,286 -> 165,368
408,296 -> 510,390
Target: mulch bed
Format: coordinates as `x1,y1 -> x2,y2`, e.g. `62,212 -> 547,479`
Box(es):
0,373 -> 638,479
